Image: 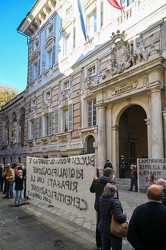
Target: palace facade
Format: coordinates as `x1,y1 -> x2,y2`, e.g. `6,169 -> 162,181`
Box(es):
0,0 -> 166,177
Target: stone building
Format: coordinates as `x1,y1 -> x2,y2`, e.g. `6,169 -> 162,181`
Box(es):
0,0 -> 166,177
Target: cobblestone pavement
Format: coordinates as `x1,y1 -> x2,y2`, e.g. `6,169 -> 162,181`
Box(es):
0,189 -> 147,249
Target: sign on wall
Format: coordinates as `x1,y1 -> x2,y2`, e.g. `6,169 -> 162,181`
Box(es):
137,158 -> 166,190
26,154 -> 95,220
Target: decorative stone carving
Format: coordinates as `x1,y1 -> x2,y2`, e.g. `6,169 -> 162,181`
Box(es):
107,31 -> 132,76
132,41 -> 148,65
82,77 -> 94,98
85,76 -> 95,88
148,44 -> 160,60
162,48 -> 166,59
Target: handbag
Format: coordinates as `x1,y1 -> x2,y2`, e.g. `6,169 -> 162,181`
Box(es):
110,214 -> 128,238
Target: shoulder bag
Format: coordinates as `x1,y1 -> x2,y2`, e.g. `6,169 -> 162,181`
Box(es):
110,214 -> 128,238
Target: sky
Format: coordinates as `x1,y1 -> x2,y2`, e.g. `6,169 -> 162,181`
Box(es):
0,0 -> 36,93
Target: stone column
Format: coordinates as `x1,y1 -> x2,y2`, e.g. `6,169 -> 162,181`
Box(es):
144,119 -> 150,157
150,86 -> 164,158
162,111 -> 166,156
97,104 -> 106,174
112,125 -> 119,177
106,105 -> 112,163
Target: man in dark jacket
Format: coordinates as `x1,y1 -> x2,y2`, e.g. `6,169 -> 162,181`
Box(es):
127,184 -> 166,250
104,160 -> 113,169
90,168 -> 115,249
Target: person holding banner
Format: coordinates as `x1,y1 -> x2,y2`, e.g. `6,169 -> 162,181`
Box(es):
90,168 -> 116,249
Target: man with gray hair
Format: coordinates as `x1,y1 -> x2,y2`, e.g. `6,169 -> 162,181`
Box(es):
127,184 -> 166,250
90,168 -> 116,249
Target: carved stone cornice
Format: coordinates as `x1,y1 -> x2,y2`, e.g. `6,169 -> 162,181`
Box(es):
17,0 -> 57,36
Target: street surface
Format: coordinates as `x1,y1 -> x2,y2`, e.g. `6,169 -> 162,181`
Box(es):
0,189 -> 147,249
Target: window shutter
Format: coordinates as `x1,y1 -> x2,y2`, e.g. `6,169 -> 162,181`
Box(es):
48,112 -> 52,136
38,58 -> 40,76
41,52 -> 46,73
68,103 -> 73,131
33,118 -> 37,139
29,64 -> 33,82
54,109 -> 59,133
38,117 -> 42,138
26,121 -> 29,140
52,45 -> 55,65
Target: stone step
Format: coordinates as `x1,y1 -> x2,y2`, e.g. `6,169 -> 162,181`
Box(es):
115,178 -> 131,190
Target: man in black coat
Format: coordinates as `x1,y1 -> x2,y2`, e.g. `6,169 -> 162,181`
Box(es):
90,168 -> 115,249
127,184 -> 166,250
104,160 -> 113,169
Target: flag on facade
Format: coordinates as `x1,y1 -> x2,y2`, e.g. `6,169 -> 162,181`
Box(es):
107,0 -> 123,10
77,0 -> 87,40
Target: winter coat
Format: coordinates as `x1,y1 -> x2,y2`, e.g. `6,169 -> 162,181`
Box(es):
90,176 -> 115,212
15,175 -> 24,190
98,196 -> 126,235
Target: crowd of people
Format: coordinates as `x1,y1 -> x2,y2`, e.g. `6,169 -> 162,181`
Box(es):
90,160 -> 166,250
0,161 -> 27,207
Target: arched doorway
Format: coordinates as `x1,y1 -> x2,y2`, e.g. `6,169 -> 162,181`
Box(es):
86,135 -> 95,154
119,105 -> 148,177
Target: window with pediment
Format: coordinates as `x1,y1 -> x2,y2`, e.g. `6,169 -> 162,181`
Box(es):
42,35 -> 55,72
61,16 -> 76,57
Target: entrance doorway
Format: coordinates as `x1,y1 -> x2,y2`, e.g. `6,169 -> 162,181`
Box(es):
119,105 -> 148,177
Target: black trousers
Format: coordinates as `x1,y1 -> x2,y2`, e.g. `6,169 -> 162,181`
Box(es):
96,211 -> 102,248
120,168 -> 126,179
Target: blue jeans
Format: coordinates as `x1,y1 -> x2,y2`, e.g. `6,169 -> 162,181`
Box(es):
8,181 -> 14,197
15,190 -> 23,205
101,232 -> 122,250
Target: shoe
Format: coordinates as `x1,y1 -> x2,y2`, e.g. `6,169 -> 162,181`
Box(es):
3,196 -> 9,198
19,204 -> 23,206
128,189 -> 132,191
14,204 -> 19,207
2,192 -> 6,194
96,243 -> 101,248
8,196 -> 13,199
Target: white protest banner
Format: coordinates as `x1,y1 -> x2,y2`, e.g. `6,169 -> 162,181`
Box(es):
26,154 -> 95,220
137,158 -> 166,190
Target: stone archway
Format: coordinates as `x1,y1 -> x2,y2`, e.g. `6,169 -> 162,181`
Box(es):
119,105 -> 148,177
